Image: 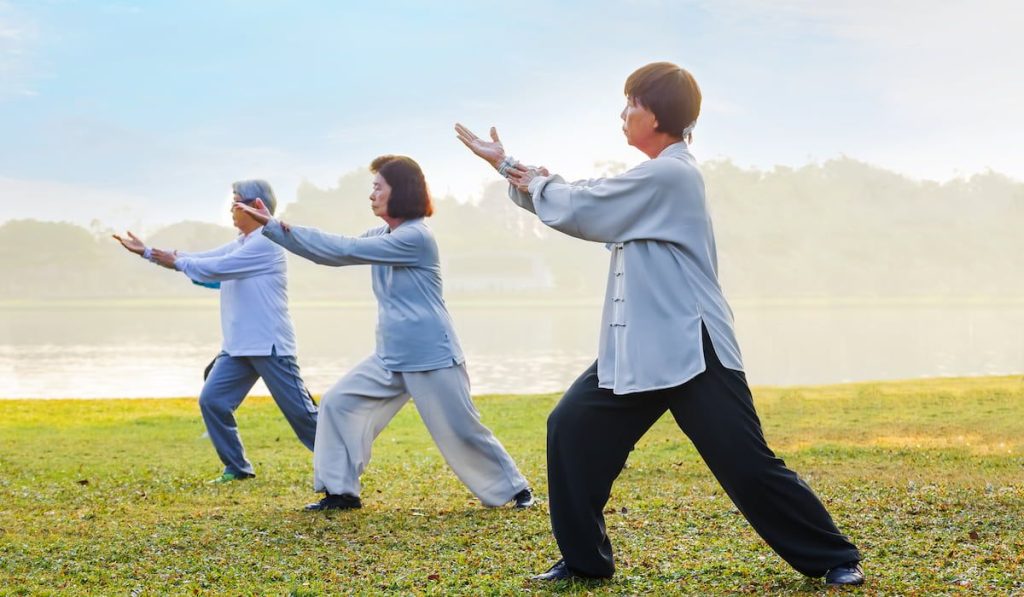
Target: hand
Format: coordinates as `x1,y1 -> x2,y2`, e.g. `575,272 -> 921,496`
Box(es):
112,231 -> 145,255
506,164 -> 548,193
233,201 -> 272,226
150,248 -> 178,270
454,123 -> 506,169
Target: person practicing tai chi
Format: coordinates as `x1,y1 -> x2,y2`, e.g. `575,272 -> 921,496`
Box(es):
113,180 -> 318,484
455,62 -> 864,586
233,155 -> 534,511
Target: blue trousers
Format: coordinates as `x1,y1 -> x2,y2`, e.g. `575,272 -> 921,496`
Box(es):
199,350 -> 318,476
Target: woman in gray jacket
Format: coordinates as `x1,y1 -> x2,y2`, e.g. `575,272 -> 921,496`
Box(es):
234,155 -> 533,511
456,62 -> 863,586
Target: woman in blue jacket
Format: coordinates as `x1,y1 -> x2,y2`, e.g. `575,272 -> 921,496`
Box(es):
234,155 -> 533,511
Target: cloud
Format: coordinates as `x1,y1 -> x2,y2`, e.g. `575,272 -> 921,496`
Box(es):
0,1 -> 39,98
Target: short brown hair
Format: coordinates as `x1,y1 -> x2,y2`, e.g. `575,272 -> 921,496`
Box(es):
369,155 -> 434,219
624,62 -> 701,139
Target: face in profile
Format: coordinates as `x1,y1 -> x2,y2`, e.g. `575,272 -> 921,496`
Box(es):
370,173 -> 392,218
620,96 -> 658,150
230,192 -> 247,230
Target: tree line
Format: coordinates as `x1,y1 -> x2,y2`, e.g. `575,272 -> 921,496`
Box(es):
2,157 -> 1020,302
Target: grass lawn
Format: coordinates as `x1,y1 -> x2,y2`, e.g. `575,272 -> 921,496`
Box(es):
1,376 -> 1022,595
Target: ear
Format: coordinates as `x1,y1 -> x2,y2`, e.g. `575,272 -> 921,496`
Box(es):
251,198 -> 266,212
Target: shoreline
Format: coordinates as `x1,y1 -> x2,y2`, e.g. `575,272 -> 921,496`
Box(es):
3,295 -> 1024,310
2,372 -> 1020,401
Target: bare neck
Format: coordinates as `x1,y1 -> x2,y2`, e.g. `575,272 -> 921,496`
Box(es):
639,134 -> 684,159
237,221 -> 261,236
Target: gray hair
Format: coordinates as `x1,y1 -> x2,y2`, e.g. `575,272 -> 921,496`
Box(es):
232,179 -> 277,215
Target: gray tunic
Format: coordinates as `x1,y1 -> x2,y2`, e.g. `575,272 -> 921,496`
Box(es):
511,141 -> 744,394
263,218 -> 465,372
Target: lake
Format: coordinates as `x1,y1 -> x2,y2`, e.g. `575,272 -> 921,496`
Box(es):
1,302 -> 1021,398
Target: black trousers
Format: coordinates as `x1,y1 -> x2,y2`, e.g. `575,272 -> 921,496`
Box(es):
546,326 -> 860,578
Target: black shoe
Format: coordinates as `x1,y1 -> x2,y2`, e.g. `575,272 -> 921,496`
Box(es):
530,560 -> 579,581
825,561 -> 864,586
530,559 -> 611,582
304,493 -> 362,511
512,487 -> 535,509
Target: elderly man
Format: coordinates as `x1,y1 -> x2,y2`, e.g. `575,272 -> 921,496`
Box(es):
113,180 -> 318,483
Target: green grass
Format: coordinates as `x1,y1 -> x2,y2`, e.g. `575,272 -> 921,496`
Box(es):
1,376 -> 1022,595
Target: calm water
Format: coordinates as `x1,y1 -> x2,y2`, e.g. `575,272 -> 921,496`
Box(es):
1,304 -> 1022,398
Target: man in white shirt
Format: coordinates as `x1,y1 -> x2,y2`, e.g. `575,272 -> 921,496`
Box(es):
113,180 -> 318,483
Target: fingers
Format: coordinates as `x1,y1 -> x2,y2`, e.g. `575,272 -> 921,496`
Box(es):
127,231 -> 140,241
454,123 -> 478,141
506,175 -> 529,192
454,124 -> 477,149
251,198 -> 271,215
489,127 -> 501,143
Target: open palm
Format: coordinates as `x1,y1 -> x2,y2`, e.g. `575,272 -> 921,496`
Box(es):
454,123 -> 505,168
112,231 -> 145,255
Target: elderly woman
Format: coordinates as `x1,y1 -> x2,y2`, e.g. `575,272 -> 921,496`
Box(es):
234,155 -> 533,511
456,62 -> 863,586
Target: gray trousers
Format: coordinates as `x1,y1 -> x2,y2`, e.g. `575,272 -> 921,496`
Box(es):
314,356 -> 528,507
199,350 -> 318,476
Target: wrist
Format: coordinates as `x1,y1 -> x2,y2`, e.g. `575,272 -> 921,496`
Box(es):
141,246 -> 152,259
497,155 -> 520,177
489,151 -> 506,170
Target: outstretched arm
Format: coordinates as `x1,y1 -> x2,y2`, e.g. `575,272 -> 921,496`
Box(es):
113,231 -> 178,270
504,159 -> 688,244
171,238 -> 281,282
261,219 -> 422,267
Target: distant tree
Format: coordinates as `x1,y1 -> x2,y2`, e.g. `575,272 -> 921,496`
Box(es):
3,159 -> 1022,302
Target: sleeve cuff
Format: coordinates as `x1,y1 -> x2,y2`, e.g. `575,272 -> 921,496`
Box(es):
528,174 -> 557,196
262,218 -> 282,238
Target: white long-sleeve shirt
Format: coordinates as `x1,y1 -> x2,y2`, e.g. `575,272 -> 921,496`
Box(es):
510,141 -> 744,394
167,228 -> 298,357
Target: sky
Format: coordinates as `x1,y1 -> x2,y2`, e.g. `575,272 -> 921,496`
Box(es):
1,0 -> 1022,231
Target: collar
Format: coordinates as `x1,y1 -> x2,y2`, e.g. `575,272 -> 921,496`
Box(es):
238,226 -> 264,244
657,141 -> 690,159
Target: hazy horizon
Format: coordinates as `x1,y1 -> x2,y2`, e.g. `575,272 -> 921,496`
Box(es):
6,154 -> 1023,235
